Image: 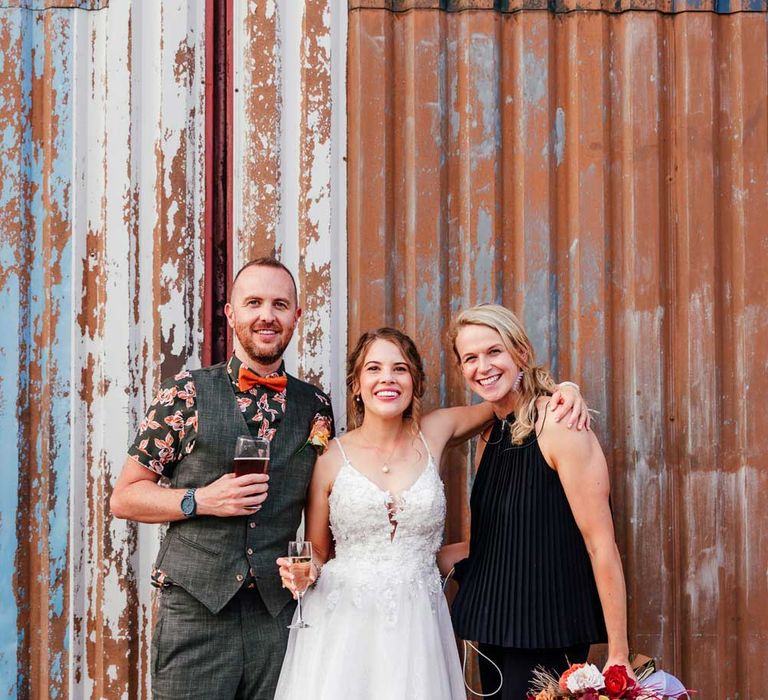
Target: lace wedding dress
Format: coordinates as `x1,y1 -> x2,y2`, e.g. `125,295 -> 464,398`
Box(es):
274,434 -> 465,700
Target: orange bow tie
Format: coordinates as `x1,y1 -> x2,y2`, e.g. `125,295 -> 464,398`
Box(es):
238,366 -> 287,393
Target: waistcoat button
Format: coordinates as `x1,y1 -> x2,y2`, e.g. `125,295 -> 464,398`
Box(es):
249,522 -> 256,529
247,548 -> 254,555
236,574 -> 244,582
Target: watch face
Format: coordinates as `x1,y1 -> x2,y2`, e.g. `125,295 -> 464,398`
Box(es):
181,491 -> 195,516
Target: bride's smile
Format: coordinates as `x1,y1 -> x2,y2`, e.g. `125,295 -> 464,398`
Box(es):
356,339 -> 415,420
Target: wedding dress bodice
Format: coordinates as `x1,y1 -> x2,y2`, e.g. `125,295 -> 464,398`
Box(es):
319,435 -> 446,621
275,432 -> 467,700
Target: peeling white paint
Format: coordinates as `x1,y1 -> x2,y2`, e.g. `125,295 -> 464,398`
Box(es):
232,0 -> 347,412
66,2 -> 207,697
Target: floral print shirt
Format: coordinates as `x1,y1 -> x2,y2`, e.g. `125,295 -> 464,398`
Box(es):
128,355 -> 331,479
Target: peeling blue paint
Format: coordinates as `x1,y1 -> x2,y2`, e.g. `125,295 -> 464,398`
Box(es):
49,649 -> 64,697
553,106 -> 566,166
417,280 -> 437,327
41,13 -> 73,647
0,9 -> 26,697
449,58 -> 460,141
520,216 -> 556,371
474,207 -> 495,303
435,44 -> 447,158
523,48 -> 547,110
470,33 -> 500,164
2,124 -> 14,151
5,1 -> 108,9
0,8 -> 74,697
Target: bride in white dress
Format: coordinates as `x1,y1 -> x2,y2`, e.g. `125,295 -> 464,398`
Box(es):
274,327 -> 585,699
274,328 -> 491,699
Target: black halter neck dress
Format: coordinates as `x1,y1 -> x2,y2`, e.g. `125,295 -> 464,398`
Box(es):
451,410 -> 607,684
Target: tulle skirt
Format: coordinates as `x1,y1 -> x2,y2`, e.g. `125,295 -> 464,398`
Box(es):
274,561 -> 466,700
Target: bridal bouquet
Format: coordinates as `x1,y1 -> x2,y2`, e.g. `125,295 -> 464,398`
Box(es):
526,656 -> 690,700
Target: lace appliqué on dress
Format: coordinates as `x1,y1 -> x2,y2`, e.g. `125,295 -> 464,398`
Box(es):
274,434 -> 467,700
320,438 -> 447,626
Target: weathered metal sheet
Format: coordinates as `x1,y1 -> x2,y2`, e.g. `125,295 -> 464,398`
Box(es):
350,0 -> 768,13
3,1 -> 765,699
232,0 -> 347,404
1,0 -> 349,696
0,1 -> 107,11
0,0 -> 207,697
0,8 -> 74,697
348,7 -> 768,697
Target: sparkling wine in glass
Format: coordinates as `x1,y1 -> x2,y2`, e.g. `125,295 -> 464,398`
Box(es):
287,540 -> 313,629
233,436 -> 270,476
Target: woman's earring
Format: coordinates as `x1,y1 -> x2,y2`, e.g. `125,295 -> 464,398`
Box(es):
354,394 -> 362,403
512,370 -> 524,392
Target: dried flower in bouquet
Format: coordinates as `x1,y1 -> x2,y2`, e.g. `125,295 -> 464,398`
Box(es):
527,659 -> 691,700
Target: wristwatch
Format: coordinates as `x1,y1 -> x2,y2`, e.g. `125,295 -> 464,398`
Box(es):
181,488 -> 197,517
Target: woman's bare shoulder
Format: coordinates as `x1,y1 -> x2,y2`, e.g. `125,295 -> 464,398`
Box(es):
313,438 -> 346,485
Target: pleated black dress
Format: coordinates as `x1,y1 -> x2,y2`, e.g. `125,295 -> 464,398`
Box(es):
451,413 -> 607,650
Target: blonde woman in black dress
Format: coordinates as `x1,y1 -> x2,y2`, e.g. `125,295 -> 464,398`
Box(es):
441,304 -> 635,699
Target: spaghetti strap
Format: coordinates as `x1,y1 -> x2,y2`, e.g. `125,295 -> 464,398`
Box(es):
539,400 -> 550,433
417,430 -> 435,466
334,436 -> 351,464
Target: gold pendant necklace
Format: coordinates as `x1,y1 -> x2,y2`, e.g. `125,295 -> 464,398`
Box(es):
359,427 -> 402,474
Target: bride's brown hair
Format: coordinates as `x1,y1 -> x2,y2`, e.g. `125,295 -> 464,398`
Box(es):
346,328 -> 426,430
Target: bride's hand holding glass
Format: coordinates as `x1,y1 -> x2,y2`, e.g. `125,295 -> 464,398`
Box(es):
277,557 -> 318,599
277,541 -> 316,629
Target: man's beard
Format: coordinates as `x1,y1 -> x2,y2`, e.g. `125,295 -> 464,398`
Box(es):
235,321 -> 292,367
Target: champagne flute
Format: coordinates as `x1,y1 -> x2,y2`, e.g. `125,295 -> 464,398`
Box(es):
286,540 -> 313,629
233,436 -> 270,476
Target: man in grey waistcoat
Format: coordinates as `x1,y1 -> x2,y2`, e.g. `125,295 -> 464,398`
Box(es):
111,257 -> 334,699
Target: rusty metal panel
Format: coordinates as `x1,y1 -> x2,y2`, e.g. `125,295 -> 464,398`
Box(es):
0,8 -> 74,697
348,7 -> 768,697
232,0 -> 348,404
1,2 -> 107,10
0,0 -> 207,697
350,0 -> 768,13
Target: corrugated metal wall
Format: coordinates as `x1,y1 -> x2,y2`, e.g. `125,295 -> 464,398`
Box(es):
0,1 -> 349,696
348,4 -> 768,697
3,0 -> 766,697
0,0 -> 208,696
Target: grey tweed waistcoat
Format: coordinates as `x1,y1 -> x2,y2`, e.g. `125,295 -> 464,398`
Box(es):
153,363 -> 322,615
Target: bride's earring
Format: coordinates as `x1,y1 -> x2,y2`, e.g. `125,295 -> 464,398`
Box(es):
512,370 -> 524,393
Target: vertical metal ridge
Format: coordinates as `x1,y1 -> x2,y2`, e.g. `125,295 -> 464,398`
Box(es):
713,15 -> 768,696
347,8 -> 392,346
202,0 -> 216,366
714,14 -> 743,686
670,13 -> 718,687
234,1 -> 281,261
656,12 -> 682,672
296,0 -> 334,388
231,1 -> 346,399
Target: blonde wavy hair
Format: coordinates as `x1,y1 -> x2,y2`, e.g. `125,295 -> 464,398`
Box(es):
449,304 -> 557,444
346,327 -> 426,431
